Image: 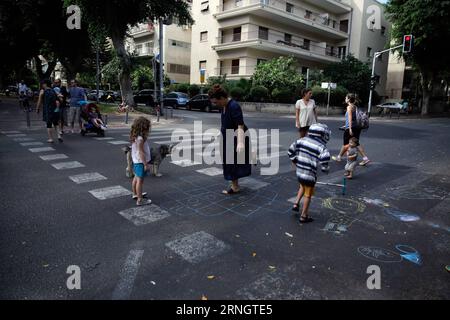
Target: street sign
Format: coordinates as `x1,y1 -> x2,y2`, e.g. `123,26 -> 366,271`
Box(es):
321,82 -> 337,89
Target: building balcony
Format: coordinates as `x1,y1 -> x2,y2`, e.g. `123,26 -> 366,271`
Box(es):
215,65 -> 256,79
215,0 -> 349,39
212,31 -> 342,64
129,23 -> 155,38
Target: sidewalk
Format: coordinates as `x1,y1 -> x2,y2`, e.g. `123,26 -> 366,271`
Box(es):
103,110 -> 183,130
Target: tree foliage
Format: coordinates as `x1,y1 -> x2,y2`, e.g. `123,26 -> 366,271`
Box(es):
386,0 -> 450,114
251,57 -> 303,95
323,55 -> 371,103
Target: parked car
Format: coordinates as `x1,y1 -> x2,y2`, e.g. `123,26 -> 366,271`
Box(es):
186,94 -> 218,112
376,101 -> 408,117
163,92 -> 189,109
102,90 -> 121,102
87,90 -> 105,101
133,89 -> 156,106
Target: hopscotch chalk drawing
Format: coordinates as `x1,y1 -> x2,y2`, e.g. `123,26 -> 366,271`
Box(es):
322,197 -> 366,235
358,245 -> 422,266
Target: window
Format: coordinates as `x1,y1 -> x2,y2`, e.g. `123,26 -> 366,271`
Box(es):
231,59 -> 240,74
332,20 -> 337,29
302,39 -> 310,50
286,3 -> 294,13
258,27 -> 268,40
284,33 -> 292,43
301,67 -> 308,75
338,46 -> 347,58
199,61 -> 207,71
378,53 -> 383,62
305,10 -> 312,19
170,39 -> 191,48
326,45 -> 335,56
167,63 -> 190,75
367,47 -> 372,58
381,26 -> 386,36
200,31 -> 208,42
340,19 -> 349,33
233,27 -> 241,42
201,1 -> 209,12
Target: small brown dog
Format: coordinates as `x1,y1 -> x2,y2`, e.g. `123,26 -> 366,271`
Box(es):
123,144 -> 173,178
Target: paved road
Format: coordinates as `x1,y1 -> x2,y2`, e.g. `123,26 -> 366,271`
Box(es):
1,99 -> 449,299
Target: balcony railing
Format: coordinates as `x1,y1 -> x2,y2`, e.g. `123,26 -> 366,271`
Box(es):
215,66 -> 257,76
216,0 -> 348,34
215,31 -> 342,59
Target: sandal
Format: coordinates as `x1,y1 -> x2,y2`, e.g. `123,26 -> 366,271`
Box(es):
222,188 -> 240,195
292,204 -> 300,212
132,192 -> 147,200
299,216 -> 314,224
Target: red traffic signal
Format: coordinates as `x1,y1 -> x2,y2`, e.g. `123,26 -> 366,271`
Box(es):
403,35 -> 413,53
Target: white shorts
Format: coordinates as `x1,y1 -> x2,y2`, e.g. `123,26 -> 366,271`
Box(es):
69,107 -> 81,125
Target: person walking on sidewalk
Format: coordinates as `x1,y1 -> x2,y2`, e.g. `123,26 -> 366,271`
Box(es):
295,88 -> 318,138
68,79 -> 87,133
53,79 -> 68,135
332,93 -> 370,166
36,79 -> 63,143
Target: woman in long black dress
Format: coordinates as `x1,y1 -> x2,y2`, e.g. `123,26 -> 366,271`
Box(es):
208,85 -> 251,194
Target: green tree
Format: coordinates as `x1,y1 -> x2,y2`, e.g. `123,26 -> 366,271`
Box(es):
132,66 -> 154,90
251,57 -> 303,95
67,0 -> 193,107
323,55 -> 371,103
386,0 -> 450,115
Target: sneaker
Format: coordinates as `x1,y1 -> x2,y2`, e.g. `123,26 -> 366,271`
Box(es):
359,159 -> 371,166
332,155 -> 342,162
136,199 -> 152,206
132,192 -> 147,200
100,125 -> 107,130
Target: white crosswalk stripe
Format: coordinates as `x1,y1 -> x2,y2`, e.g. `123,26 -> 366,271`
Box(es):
1,131 -> 21,134
29,147 -> 55,153
94,137 -> 115,140
20,142 -> 44,147
7,134 -> 26,138
13,137 -> 35,142
89,186 -> 132,200
51,161 -> 85,170
39,154 -> 69,161
69,172 -> 107,184
108,140 -> 130,145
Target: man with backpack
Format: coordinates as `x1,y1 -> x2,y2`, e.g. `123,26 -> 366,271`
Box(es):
331,93 -> 371,166
36,79 -> 63,143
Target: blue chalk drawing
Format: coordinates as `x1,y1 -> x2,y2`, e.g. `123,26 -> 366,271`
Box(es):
384,209 -> 421,222
395,245 -> 422,265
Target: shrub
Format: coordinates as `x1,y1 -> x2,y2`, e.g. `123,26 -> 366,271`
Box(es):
311,85 -> 347,107
248,86 -> 269,102
230,87 -> 245,101
272,88 -> 294,103
188,84 -> 200,97
176,83 -> 189,93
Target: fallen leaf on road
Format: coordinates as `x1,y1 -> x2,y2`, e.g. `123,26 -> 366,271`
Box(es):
235,235 -> 240,238
207,276 -> 215,280
43,264 -> 49,268
268,266 -> 276,270
201,295 -> 208,300
150,281 -> 156,285
285,232 -> 293,238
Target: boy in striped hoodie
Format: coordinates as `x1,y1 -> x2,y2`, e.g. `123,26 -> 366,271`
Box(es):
288,123 -> 331,224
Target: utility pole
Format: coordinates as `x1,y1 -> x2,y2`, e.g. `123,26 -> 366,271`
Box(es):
96,47 -> 100,104
159,18 -> 165,120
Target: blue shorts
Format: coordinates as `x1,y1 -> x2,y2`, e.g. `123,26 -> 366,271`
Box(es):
133,163 -> 147,178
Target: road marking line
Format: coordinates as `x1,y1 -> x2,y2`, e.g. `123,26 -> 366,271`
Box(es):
29,147 -> 55,153
51,161 -> 85,170
2,131 -> 21,134
94,137 -> 115,140
39,154 -> 69,161
171,159 -> 202,167
108,140 -> 130,145
118,205 -> 171,226
112,249 -> 144,300
196,167 -> 223,176
20,142 -> 44,146
165,231 -> 230,264
89,185 -> 132,200
7,134 -> 27,138
14,137 -> 35,142
69,172 -> 107,184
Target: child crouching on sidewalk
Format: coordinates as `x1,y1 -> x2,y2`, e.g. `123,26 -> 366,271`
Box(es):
130,117 -> 152,206
288,123 -> 331,224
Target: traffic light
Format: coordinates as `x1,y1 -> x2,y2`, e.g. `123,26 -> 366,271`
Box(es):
370,75 -> 379,90
403,35 -> 413,53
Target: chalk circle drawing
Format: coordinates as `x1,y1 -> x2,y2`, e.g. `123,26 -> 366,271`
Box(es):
322,197 -> 366,235
387,185 -> 448,200
357,246 -> 403,263
323,197 -> 366,214
358,245 -> 422,265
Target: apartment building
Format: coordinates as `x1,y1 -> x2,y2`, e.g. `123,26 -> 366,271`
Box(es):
126,20 -> 192,83
190,0 -> 390,95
